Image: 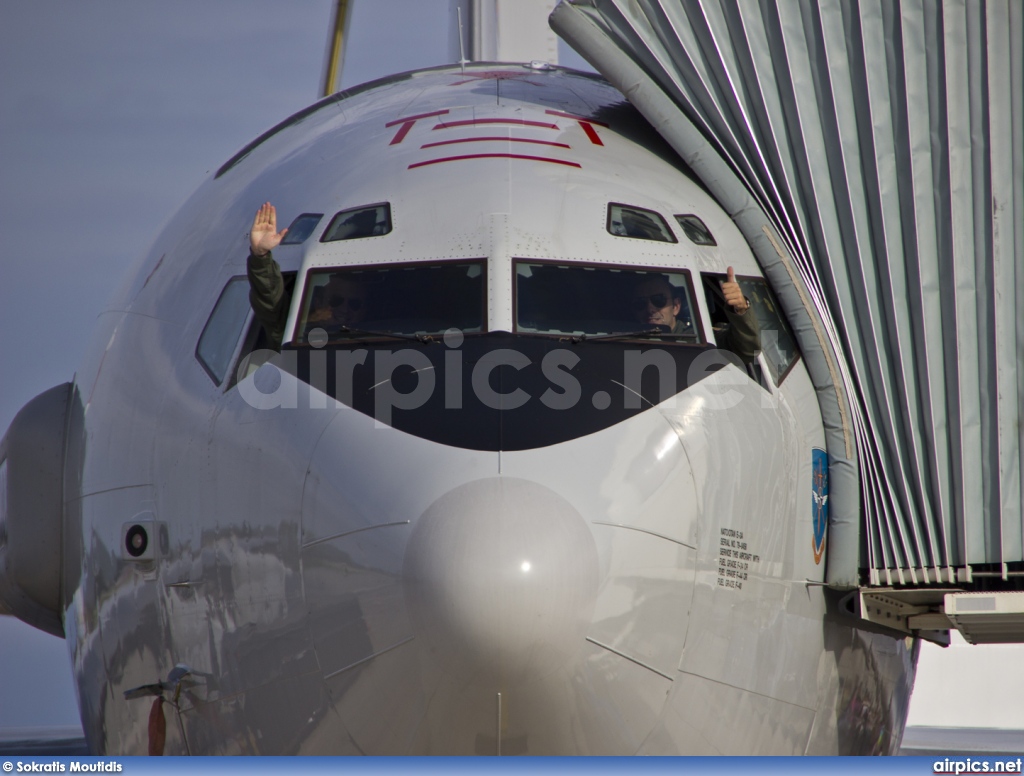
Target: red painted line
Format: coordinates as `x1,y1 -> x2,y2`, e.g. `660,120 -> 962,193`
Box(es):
408,153 -> 581,170
389,120 -> 415,145
580,122 -> 604,146
433,118 -> 559,130
385,109 -> 449,128
545,110 -> 609,127
421,136 -> 571,150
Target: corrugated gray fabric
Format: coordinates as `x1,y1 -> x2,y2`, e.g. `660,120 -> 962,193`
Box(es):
551,0 -> 1023,586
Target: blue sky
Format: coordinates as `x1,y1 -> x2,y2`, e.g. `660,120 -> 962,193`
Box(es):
0,0 -> 1020,739
0,0 -> 452,731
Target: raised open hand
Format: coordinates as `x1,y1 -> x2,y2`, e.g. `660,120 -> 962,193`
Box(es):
250,202 -> 288,256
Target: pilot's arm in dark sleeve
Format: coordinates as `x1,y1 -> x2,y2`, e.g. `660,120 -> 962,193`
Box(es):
724,303 -> 760,364
247,249 -> 287,351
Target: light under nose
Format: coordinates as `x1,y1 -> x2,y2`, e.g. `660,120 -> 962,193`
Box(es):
403,477 -> 599,689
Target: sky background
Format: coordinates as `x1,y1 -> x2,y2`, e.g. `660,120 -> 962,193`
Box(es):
0,0 -> 1020,737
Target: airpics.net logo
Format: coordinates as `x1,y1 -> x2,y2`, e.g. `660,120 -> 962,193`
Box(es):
934,759 -> 1024,774
236,327 -> 788,421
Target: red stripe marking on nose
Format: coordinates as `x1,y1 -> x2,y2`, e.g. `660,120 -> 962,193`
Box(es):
433,118 -> 559,130
421,136 -> 571,150
408,153 -> 581,169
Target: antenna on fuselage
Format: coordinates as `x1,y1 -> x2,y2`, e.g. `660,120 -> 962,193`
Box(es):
457,6 -> 469,73
451,0 -> 560,66
321,0 -> 352,97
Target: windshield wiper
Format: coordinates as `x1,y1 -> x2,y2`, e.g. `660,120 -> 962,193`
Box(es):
316,326 -> 436,344
562,328 -> 669,344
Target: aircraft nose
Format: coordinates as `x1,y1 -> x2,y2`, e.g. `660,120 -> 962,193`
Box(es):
403,477 -> 599,688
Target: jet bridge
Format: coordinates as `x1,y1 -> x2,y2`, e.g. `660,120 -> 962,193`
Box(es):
551,0 -> 1023,642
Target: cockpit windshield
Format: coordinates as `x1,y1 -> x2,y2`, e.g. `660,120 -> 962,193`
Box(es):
514,261 -> 701,341
294,260 -> 485,344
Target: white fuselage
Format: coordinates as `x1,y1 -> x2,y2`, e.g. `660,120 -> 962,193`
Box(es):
56,64 -> 916,754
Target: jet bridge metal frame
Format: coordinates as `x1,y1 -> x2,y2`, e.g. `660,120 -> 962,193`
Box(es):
551,0 -> 1024,641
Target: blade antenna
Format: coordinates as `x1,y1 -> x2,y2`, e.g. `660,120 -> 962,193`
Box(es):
321,0 -> 350,97
457,6 -> 468,73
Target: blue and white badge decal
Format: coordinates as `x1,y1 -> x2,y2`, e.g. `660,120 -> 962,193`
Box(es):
812,447 -> 828,564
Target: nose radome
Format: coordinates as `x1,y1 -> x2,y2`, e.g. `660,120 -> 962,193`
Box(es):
403,477 -> 599,688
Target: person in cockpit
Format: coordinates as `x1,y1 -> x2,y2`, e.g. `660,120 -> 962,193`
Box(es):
249,202 -> 371,348
630,275 -> 691,334
318,274 -> 367,329
248,201 -> 290,351
706,267 -> 760,364
630,270 -> 760,363
249,201 -> 374,348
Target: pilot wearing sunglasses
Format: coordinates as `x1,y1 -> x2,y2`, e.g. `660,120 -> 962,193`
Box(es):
316,275 -> 368,328
630,269 -> 760,363
630,276 -> 690,334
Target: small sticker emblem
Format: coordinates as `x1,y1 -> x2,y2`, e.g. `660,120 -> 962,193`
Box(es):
812,448 -> 828,564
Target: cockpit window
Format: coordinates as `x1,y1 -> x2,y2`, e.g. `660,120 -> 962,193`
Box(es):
514,260 -> 701,341
701,272 -> 799,384
294,260 -> 485,344
196,277 -> 252,384
280,213 -> 324,245
321,203 -> 392,242
607,203 -> 677,243
675,214 -> 717,246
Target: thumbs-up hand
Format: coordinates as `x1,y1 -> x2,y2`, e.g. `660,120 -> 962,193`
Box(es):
720,266 -> 750,313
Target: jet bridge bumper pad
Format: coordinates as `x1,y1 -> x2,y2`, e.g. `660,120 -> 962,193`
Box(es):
944,592 -> 1024,645
857,589 -> 1024,645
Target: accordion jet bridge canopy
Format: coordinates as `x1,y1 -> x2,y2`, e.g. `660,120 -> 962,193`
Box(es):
552,0 -> 1023,642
